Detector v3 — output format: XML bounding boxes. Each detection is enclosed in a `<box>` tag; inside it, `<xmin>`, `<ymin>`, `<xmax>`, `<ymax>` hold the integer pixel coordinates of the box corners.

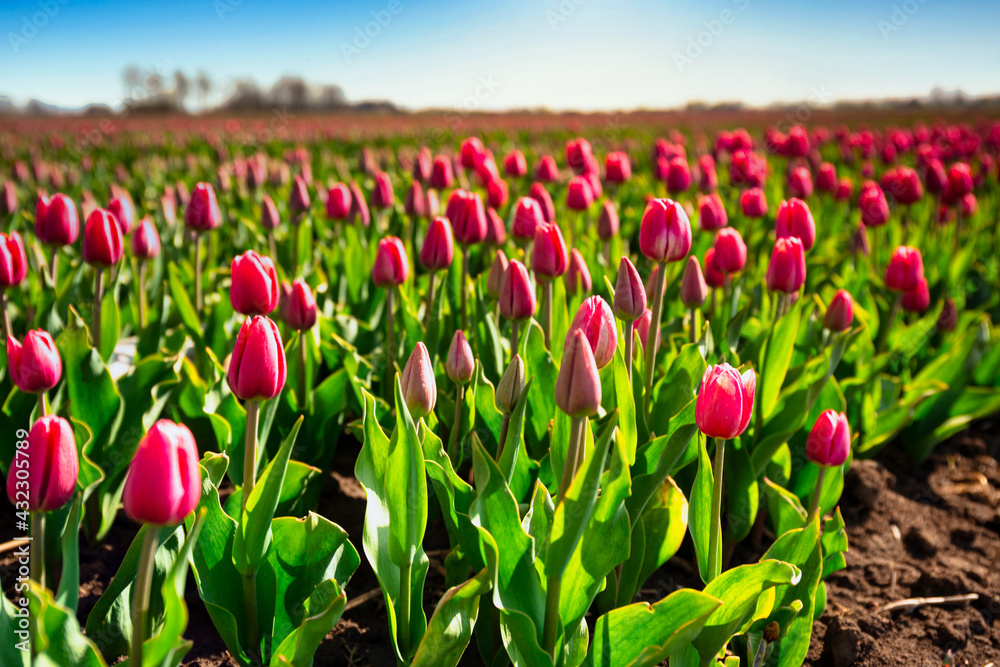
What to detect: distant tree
<box><xmin>271</xmin><ymin>77</ymin><xmax>311</xmax><ymax>110</ymax></box>
<box><xmin>144</xmin><ymin>70</ymin><xmax>164</xmax><ymax>100</ymax></box>
<box><xmin>225</xmin><ymin>78</ymin><xmax>265</xmax><ymax>111</ymax></box>
<box><xmin>123</xmin><ymin>65</ymin><xmax>141</xmax><ymax>102</ymax></box>
<box><xmin>174</xmin><ymin>71</ymin><xmax>190</xmax><ymax>110</ymax></box>
<box><xmin>197</xmin><ymin>71</ymin><xmax>212</xmax><ymax>110</ymax></box>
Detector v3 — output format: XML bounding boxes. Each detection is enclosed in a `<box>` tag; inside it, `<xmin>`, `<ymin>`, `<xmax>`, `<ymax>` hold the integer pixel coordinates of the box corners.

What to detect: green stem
<box><xmin>510</xmin><ymin>319</ymin><xmax>520</xmax><ymax>361</ymax></box>
<box><xmin>424</xmin><ymin>272</ymin><xmax>437</xmax><ymax>330</ymax></box>
<box><xmin>293</xmin><ymin>218</ymin><xmax>301</xmax><ymax>274</ymax></box>
<box><xmin>558</xmin><ymin>416</ymin><xmax>586</xmax><ymax>505</ymax></box>
<box><xmin>129</xmin><ymin>525</ymin><xmax>159</xmax><ymax>667</ymax></box>
<box><xmin>50</xmin><ymin>251</ymin><xmax>59</xmax><ymax>287</ymax></box>
<box><xmin>242</xmin><ymin>400</ymin><xmax>260</xmax><ymax>653</ymax></box>
<box><xmin>809</xmin><ymin>466</ymin><xmax>827</xmax><ymax>520</ymax></box>
<box><xmin>30</xmin><ymin>512</ymin><xmax>44</xmax><ymax>591</ymax></box>
<box><xmin>37</xmin><ymin>393</ymin><xmax>47</xmax><ymax>418</ymax></box>
<box><xmin>1</xmin><ymin>290</ymin><xmax>10</xmax><ymax>341</ymax></box>
<box><xmin>542</xmin><ymin>574</ymin><xmax>562</xmax><ymax>661</ymax></box>
<box><xmin>398</xmin><ymin>561</ymin><xmax>412</xmax><ymax>665</ymax></box>
<box><xmin>496</xmin><ymin>412</ymin><xmax>511</xmax><ymax>461</ymax></box>
<box><xmin>448</xmin><ymin>384</ymin><xmax>465</xmax><ymax>464</ymax></box>
<box><xmin>624</xmin><ymin>320</ymin><xmax>634</xmax><ymax>381</ymax></box>
<box><xmin>268</xmin><ymin>231</ymin><xmax>277</xmax><ymax>264</ymax></box>
<box><xmin>689</xmin><ymin>306</ymin><xmax>698</xmax><ymax>343</ymax></box>
<box><xmin>299</xmin><ymin>331</ymin><xmax>308</xmax><ymax>412</ymax></box>
<box><xmin>874</xmin><ymin>293</ymin><xmax>903</xmax><ymax>356</ymax></box>
<box><xmin>707</xmin><ymin>436</ymin><xmax>725</xmax><ymax>582</ymax></box>
<box><xmin>92</xmin><ymin>269</ymin><xmax>104</xmax><ymax>352</ymax></box>
<box><xmin>542</xmin><ymin>279</ymin><xmax>553</xmax><ymax>349</ymax></box>
<box><xmin>194</xmin><ymin>234</ymin><xmax>203</xmax><ymax>311</ymax></box>
<box><xmin>754</xmin><ymin>296</ymin><xmax>782</xmax><ymax>445</ymax></box>
<box><xmin>642</xmin><ymin>262</ymin><xmax>667</xmax><ymax>421</ymax></box>
<box><xmin>386</xmin><ymin>287</ymin><xmax>396</xmax><ymax>391</ymax></box>
<box><xmin>461</xmin><ymin>248</ymin><xmax>469</xmax><ymax>330</ymax></box>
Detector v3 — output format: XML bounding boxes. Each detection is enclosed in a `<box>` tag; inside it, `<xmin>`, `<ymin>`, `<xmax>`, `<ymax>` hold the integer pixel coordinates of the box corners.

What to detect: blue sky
<box><xmin>1</xmin><ymin>0</ymin><xmax>997</xmax><ymax>111</ymax></box>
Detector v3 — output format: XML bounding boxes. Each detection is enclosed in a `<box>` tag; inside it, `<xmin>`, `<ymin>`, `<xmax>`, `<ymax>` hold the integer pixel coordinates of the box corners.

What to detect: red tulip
<box><xmin>6</xmin><ymin>415</ymin><xmax>77</xmax><ymax>513</ymax></box>
<box><xmin>35</xmin><ymin>193</ymin><xmax>79</xmax><ymax>245</ymax></box>
<box><xmin>835</xmin><ymin>177</ymin><xmax>854</xmax><ymax>202</ymax></box>
<box><xmin>420</xmin><ymin>216</ymin><xmax>454</xmax><ymax>272</ymax></box>
<box><xmin>289</xmin><ymin>174</ymin><xmax>311</xmax><ymax>214</ymax></box>
<box><xmin>713</xmin><ymin>228</ymin><xmax>747</xmax><ymax>274</ymax></box>
<box><xmin>499</xmin><ymin>259</ymin><xmax>535</xmax><ymax>322</ymax></box>
<box><xmin>823</xmin><ymin>289</ymin><xmax>854</xmax><ymax>331</ymax></box>
<box><xmin>7</xmin><ymin>330</ymin><xmax>62</xmax><ymax>394</ymax></box>
<box><xmin>446</xmin><ymin>330</ymin><xmax>475</xmax><ymax>385</ymax></box>
<box><xmin>260</xmin><ymin>194</ymin><xmax>280</xmax><ymax>230</ymax></box>
<box><xmin>412</xmin><ymin>148</ymin><xmax>432</xmax><ymax>182</ymax></box>
<box><xmin>664</xmin><ymin>156</ymin><xmax>691</xmax><ymax>195</ymax></box>
<box><xmin>285</xmin><ymin>278</ymin><xmax>317</xmax><ymax>331</ymax></box>
<box><xmin>512</xmin><ymin>197</ymin><xmax>543</xmax><ymax>241</ymax></box>
<box><xmin>680</xmin><ymin>255</ymin><xmax>708</xmax><ymax>308</ymax></box>
<box><xmin>901</xmin><ymin>276</ymin><xmax>930</xmax><ymax>313</ymax></box>
<box><xmin>784</xmin><ymin>126</ymin><xmax>810</xmax><ymax>157</ymax></box>
<box><xmin>739</xmin><ymin>187</ymin><xmax>767</xmax><ymax>219</ymax></box>
<box><xmin>82</xmin><ymin>208</ymin><xmax>125</xmax><ymax>267</ymax></box>
<box><xmin>816</xmin><ymin>162</ymin><xmax>837</xmax><ymax>193</ymax></box>
<box><xmin>698</xmin><ymin>193</ymin><xmax>728</xmax><ymax>231</ymax></box>
<box><xmin>535</xmin><ymin>156</ymin><xmax>559</xmax><ymax>182</ymax></box>
<box><xmin>326</xmin><ymin>183</ymin><xmax>352</xmax><ymax>220</ymax></box>
<box><xmin>959</xmin><ymin>192</ymin><xmax>977</xmax><ymax>217</ymax></box>
<box><xmin>529</xmin><ymin>182</ymin><xmax>555</xmax><ymax>223</ymax></box>
<box><xmin>460</xmin><ymin>137</ymin><xmax>485</xmax><ymax>170</ymax></box>
<box><xmin>452</xmin><ymin>191</ymin><xmax>487</xmax><ymax>245</ymax></box>
<box><xmin>400</xmin><ymin>341</ymin><xmax>436</xmax><ymax>418</ymax></box>
<box><xmin>504</xmin><ymin>150</ymin><xmax>527</xmax><ymax>178</ymax></box>
<box><xmin>698</xmin><ymin>154</ymin><xmax>717</xmax><ymax>193</ymax></box>
<box><xmin>556</xmin><ymin>330</ymin><xmax>602</xmax><ymax>417</ymax></box>
<box><xmin>891</xmin><ymin>166</ymin><xmax>923</xmax><ymax>205</ymax></box>
<box><xmin>532</xmin><ymin>221</ymin><xmax>569</xmax><ymax>279</ymax></box>
<box><xmin>766</xmin><ymin>237</ymin><xmax>806</xmax><ymax>293</ymax></box>
<box><xmin>108</xmin><ymin>197</ymin><xmax>135</xmax><ymax>235</ymax></box>
<box><xmin>349</xmin><ymin>181</ymin><xmax>370</xmax><ymax>226</ymax></box>
<box><xmin>858</xmin><ymin>181</ymin><xmax>889</xmax><ymax>227</ymax></box>
<box><xmin>639</xmin><ymin>198</ymin><xmax>691</xmax><ymax>263</ymax></box>
<box><xmin>373</xmin><ymin>236</ymin><xmax>409</xmax><ymax>287</ymax></box>
<box><xmin>946</xmin><ymin>162</ymin><xmax>973</xmax><ymax>198</ymax></box>
<box><xmin>185</xmin><ymin>182</ymin><xmax>221</xmax><ymax>231</ymax></box>
<box><xmin>1</xmin><ymin>181</ymin><xmax>16</xmax><ymax>215</ymax></box>
<box><xmin>696</xmin><ymin>363</ymin><xmax>756</xmax><ymax>439</ymax></box>
<box><xmin>486</xmin><ymin>177</ymin><xmax>509</xmax><ymax>210</ymax></box>
<box><xmin>786</xmin><ymin>166</ymin><xmax>814</xmax><ymax>199</ymax></box>
<box><xmin>566</xmin><ymin>296</ymin><xmax>616</xmax><ymax>368</ymax></box>
<box><xmin>487</xmin><ymin>250</ymin><xmax>509</xmax><ymax>298</ymax></box>
<box><xmin>228</xmin><ymin>315</ymin><xmax>286</xmax><ymax>401</ymax></box>
<box><xmin>937</xmin><ymin>298</ymin><xmax>958</xmax><ymax>332</ymax></box>
<box><xmin>633</xmin><ymin>308</ymin><xmax>659</xmax><ymax>351</ymax></box>
<box><xmin>431</xmin><ymin>155</ymin><xmax>454</xmax><ymax>190</ymax></box>
<box><xmin>614</xmin><ymin>257</ymin><xmax>646</xmax><ymax>321</ymax></box>
<box><xmin>130</xmin><ymin>218</ymin><xmax>160</xmax><ymax>260</ymax></box>
<box><xmin>230</xmin><ymin>250</ymin><xmax>279</xmax><ymax>315</ymax></box>
<box><xmin>775</xmin><ymin>198</ymin><xmax>816</xmax><ymax>251</ymax></box>
<box><xmin>805</xmin><ymin>410</ymin><xmax>850</xmax><ymax>467</ymax></box>
<box><xmin>0</xmin><ymin>231</ymin><xmax>28</xmax><ymax>287</ymax></box>
<box><xmin>605</xmin><ymin>152</ymin><xmax>632</xmax><ymax>183</ymax></box>
<box><xmin>371</xmin><ymin>171</ymin><xmax>394</xmax><ymax>209</ymax></box>
<box><xmin>565</xmin><ymin>249</ymin><xmax>592</xmax><ymax>295</ymax></box>
<box><xmin>885</xmin><ymin>245</ymin><xmax>923</xmax><ymax>292</ymax></box>
<box><xmin>703</xmin><ymin>248</ymin><xmax>725</xmax><ymax>288</ymax></box>
<box><xmin>122</xmin><ymin>420</ymin><xmax>201</xmax><ymax>525</ymax></box>
<box><xmin>566</xmin><ymin>175</ymin><xmax>594</xmax><ymax>211</ymax></box>
<box><xmin>923</xmin><ymin>159</ymin><xmax>947</xmax><ymax>194</ymax></box>
<box><xmin>485</xmin><ymin>207</ymin><xmax>506</xmax><ymax>246</ymax></box>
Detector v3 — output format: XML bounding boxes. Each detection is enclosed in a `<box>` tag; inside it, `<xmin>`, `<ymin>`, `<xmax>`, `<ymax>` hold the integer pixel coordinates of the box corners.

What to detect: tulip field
<box><xmin>1</xmin><ymin>112</ymin><xmax>999</xmax><ymax>667</ymax></box>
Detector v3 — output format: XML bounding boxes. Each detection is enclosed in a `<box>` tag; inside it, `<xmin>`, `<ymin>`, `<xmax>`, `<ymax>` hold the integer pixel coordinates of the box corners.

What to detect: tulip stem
<box><xmin>875</xmin><ymin>293</ymin><xmax>903</xmax><ymax>356</ymax></box>
<box><xmin>424</xmin><ymin>272</ymin><xmax>437</xmax><ymax>330</ymax></box>
<box><xmin>448</xmin><ymin>383</ymin><xmax>465</xmax><ymax>465</ymax></box>
<box><xmin>1</xmin><ymin>290</ymin><xmax>10</xmax><ymax>341</ymax></box>
<box><xmin>510</xmin><ymin>320</ymin><xmax>520</xmax><ymax>360</ymax></box>
<box><xmin>92</xmin><ymin>269</ymin><xmax>104</xmax><ymax>353</ymax></box>
<box><xmin>954</xmin><ymin>209</ymin><xmax>963</xmax><ymax>253</ymax></box>
<box><xmin>194</xmin><ymin>234</ymin><xmax>203</xmax><ymax>311</ymax></box>
<box><xmin>299</xmin><ymin>331</ymin><xmax>308</xmax><ymax>412</ymax></box>
<box><xmin>689</xmin><ymin>307</ymin><xmax>698</xmax><ymax>343</ymax></box>
<box><xmin>386</xmin><ymin>288</ymin><xmax>396</xmax><ymax>389</ymax></box>
<box><xmin>542</xmin><ymin>574</ymin><xmax>562</xmax><ymax>661</ymax></box>
<box><xmin>496</xmin><ymin>412</ymin><xmax>512</xmax><ymax>461</ymax></box>
<box><xmin>50</xmin><ymin>251</ymin><xmax>59</xmax><ymax>287</ymax></box>
<box><xmin>30</xmin><ymin>512</ymin><xmax>44</xmax><ymax>591</ymax></box>
<box><xmin>707</xmin><ymin>436</ymin><xmax>725</xmax><ymax>582</ymax></box>
<box><xmin>242</xmin><ymin>400</ymin><xmax>261</xmax><ymax>654</ymax></box>
<box><xmin>558</xmin><ymin>416</ymin><xmax>586</xmax><ymax>505</ymax></box>
<box><xmin>809</xmin><ymin>467</ymin><xmax>827</xmax><ymax>520</ymax></box>
<box><xmin>754</xmin><ymin>298</ymin><xmax>783</xmax><ymax>445</ymax></box>
<box><xmin>138</xmin><ymin>261</ymin><xmax>148</xmax><ymax>329</ymax></box>
<box><xmin>624</xmin><ymin>321</ymin><xmax>634</xmax><ymax>381</ymax></box>
<box><xmin>460</xmin><ymin>249</ymin><xmax>470</xmax><ymax>330</ymax></box>
<box><xmin>398</xmin><ymin>561</ymin><xmax>412</xmax><ymax>665</ymax></box>
<box><xmin>268</xmin><ymin>231</ymin><xmax>277</xmax><ymax>263</ymax></box>
<box><xmin>642</xmin><ymin>262</ymin><xmax>667</xmax><ymax>422</ymax></box>
<box><xmin>542</xmin><ymin>279</ymin><xmax>553</xmax><ymax>349</ymax></box>
<box><xmin>37</xmin><ymin>393</ymin><xmax>47</xmax><ymax>418</ymax></box>
<box><xmin>129</xmin><ymin>525</ymin><xmax>159</xmax><ymax>667</ymax></box>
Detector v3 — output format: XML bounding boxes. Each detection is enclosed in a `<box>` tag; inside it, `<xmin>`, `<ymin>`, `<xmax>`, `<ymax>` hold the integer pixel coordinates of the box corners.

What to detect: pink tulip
<box><xmin>823</xmin><ymin>289</ymin><xmax>854</xmax><ymax>331</ymax></box>
<box><xmin>35</xmin><ymin>193</ymin><xmax>79</xmax><ymax>245</ymax></box>
<box><xmin>696</xmin><ymin>363</ymin><xmax>756</xmax><ymax>439</ymax></box>
<box><xmin>326</xmin><ymin>183</ymin><xmax>352</xmax><ymax>220</ymax></box>
<box><xmin>185</xmin><ymin>182</ymin><xmax>221</xmax><ymax>231</ymax></box>
<box><xmin>614</xmin><ymin>257</ymin><xmax>646</xmax><ymax>322</ymax></box>
<box><xmin>639</xmin><ymin>198</ymin><xmax>691</xmax><ymax>263</ymax></box>
<box><xmin>420</xmin><ymin>217</ymin><xmax>454</xmax><ymax>272</ymax></box>
<box><xmin>885</xmin><ymin>246</ymin><xmax>924</xmax><ymax>292</ymax></box>
<box><xmin>766</xmin><ymin>237</ymin><xmax>806</xmax><ymax>293</ymax></box>
<box><xmin>532</xmin><ymin>221</ymin><xmax>569</xmax><ymax>279</ymax></box>
<box><xmin>228</xmin><ymin>315</ymin><xmax>286</xmax><ymax>402</ymax></box>
<box><xmin>446</xmin><ymin>330</ymin><xmax>475</xmax><ymax>385</ymax></box>
<box><xmin>0</xmin><ymin>231</ymin><xmax>28</xmax><ymax>288</ymax></box>
<box><xmin>680</xmin><ymin>255</ymin><xmax>708</xmax><ymax>308</ymax></box>
<box><xmin>82</xmin><ymin>208</ymin><xmax>125</xmax><ymax>267</ymax></box>
<box><xmin>713</xmin><ymin>228</ymin><xmax>746</xmax><ymax>274</ymax></box>
<box><xmin>565</xmin><ymin>249</ymin><xmax>592</xmax><ymax>295</ymax></box>
<box><xmin>400</xmin><ymin>341</ymin><xmax>436</xmax><ymax>418</ymax></box>
<box><xmin>805</xmin><ymin>410</ymin><xmax>850</xmax><ymax>467</ymax></box>
<box><xmin>285</xmin><ymin>278</ymin><xmax>317</xmax><ymax>331</ymax></box>
<box><xmin>512</xmin><ymin>197</ymin><xmax>544</xmax><ymax>241</ymax></box>
<box><xmin>566</xmin><ymin>296</ymin><xmax>616</xmax><ymax>368</ymax></box>
<box><xmin>556</xmin><ymin>330</ymin><xmax>602</xmax><ymax>417</ymax></box>
<box><xmin>130</xmin><ymin>218</ymin><xmax>160</xmax><ymax>260</ymax></box>
<box><xmin>698</xmin><ymin>193</ymin><xmax>728</xmax><ymax>231</ymax></box>
<box><xmin>122</xmin><ymin>420</ymin><xmax>201</xmax><ymax>525</ymax></box>
<box><xmin>6</xmin><ymin>415</ymin><xmax>77</xmax><ymax>513</ymax></box>
<box><xmin>597</xmin><ymin>200</ymin><xmax>619</xmax><ymax>240</ymax></box>
<box><xmin>499</xmin><ymin>259</ymin><xmax>535</xmax><ymax>322</ymax></box>
<box><xmin>373</xmin><ymin>236</ymin><xmax>409</xmax><ymax>287</ymax></box>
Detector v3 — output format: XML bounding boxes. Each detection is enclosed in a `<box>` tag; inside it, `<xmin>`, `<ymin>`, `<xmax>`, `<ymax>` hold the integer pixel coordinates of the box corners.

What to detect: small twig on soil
<box><xmin>343</xmin><ymin>587</ymin><xmax>384</xmax><ymax>612</ymax></box>
<box><xmin>0</xmin><ymin>539</ymin><xmax>29</xmax><ymax>555</ymax></box>
<box><xmin>877</xmin><ymin>593</ymin><xmax>978</xmax><ymax>613</ymax></box>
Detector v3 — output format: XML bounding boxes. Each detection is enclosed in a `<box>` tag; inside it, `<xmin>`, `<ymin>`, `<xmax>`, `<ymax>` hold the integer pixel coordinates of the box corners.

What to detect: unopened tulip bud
<box><xmin>485</xmin><ymin>207</ymin><xmax>506</xmax><ymax>245</ymax></box>
<box><xmin>766</xmin><ymin>237</ymin><xmax>806</xmax><ymax>293</ymax></box>
<box><xmin>289</xmin><ymin>174</ymin><xmax>311</xmax><ymax>215</ymax></box>
<box><xmin>1</xmin><ymin>181</ymin><xmax>16</xmax><ymax>215</ymax></box>
<box><xmin>556</xmin><ymin>330</ymin><xmax>602</xmax><ymax>417</ymax></box>
<box><xmin>835</xmin><ymin>177</ymin><xmax>854</xmax><ymax>202</ymax></box>
<box><xmin>885</xmin><ymin>246</ymin><xmax>923</xmax><ymax>292</ymax></box>
<box><xmin>566</xmin><ymin>175</ymin><xmax>594</xmax><ymax>211</ymax></box>
<box><xmin>326</xmin><ymin>183</ymin><xmax>352</xmax><ymax>220</ymax></box>
<box><xmin>228</xmin><ymin>315</ymin><xmax>286</xmax><ymax>402</ymax></box>
<box><xmin>130</xmin><ymin>218</ymin><xmax>160</xmax><ymax>260</ymax></box>
<box><xmin>487</xmin><ymin>177</ymin><xmax>508</xmax><ymax>210</ymax></box>
<box><xmin>261</xmin><ymin>194</ymin><xmax>280</xmax><ymax>230</ymax></box>
<box><xmin>7</xmin><ymin>330</ymin><xmax>61</xmax><ymax>394</ymax></box>
<box><xmin>947</xmin><ymin>163</ymin><xmax>973</xmax><ymax>198</ymax></box>
<box><xmin>565</xmin><ymin>249</ymin><xmax>592</xmax><ymax>295</ymax></box>
<box><xmin>901</xmin><ymin>276</ymin><xmax>930</xmax><ymax>313</ymax></box>
<box><xmin>566</xmin><ymin>296</ymin><xmax>616</xmax><ymax>368</ymax></box>
<box><xmin>373</xmin><ymin>236</ymin><xmax>409</xmax><ymax>287</ymax></box>
<box><xmin>665</xmin><ymin>156</ymin><xmax>692</xmax><ymax>194</ymax></box>
<box><xmin>82</xmin><ymin>208</ymin><xmax>125</xmax><ymax>267</ymax></box>
<box><xmin>404</xmin><ymin>181</ymin><xmax>426</xmax><ymax>218</ymax></box>
<box><xmin>460</xmin><ymin>137</ymin><xmax>485</xmax><ymax>170</ymax></box>
<box><xmin>7</xmin><ymin>415</ymin><xmax>77</xmax><ymax>513</ymax></box>
<box><xmin>614</xmin><ymin>257</ymin><xmax>645</xmax><ymax>322</ymax></box>
<box><xmin>859</xmin><ymin>182</ymin><xmax>889</xmax><ymax>228</ymax></box>
<box><xmin>36</xmin><ymin>193</ymin><xmax>79</xmax><ymax>245</ymax></box>
<box><xmin>285</xmin><ymin>278</ymin><xmax>317</xmax><ymax>331</ymax></box>
<box><xmin>230</xmin><ymin>250</ymin><xmax>279</xmax><ymax>315</ymax></box>
<box><xmin>512</xmin><ymin>197</ymin><xmax>543</xmax><ymax>241</ymax></box>
<box><xmin>633</xmin><ymin>308</ymin><xmax>661</xmax><ymax>351</ymax></box>
<box><xmin>605</xmin><ymin>152</ymin><xmax>631</xmax><ymax>183</ymax></box>
<box><xmin>431</xmin><ymin>155</ymin><xmax>454</xmax><ymax>190</ymax></box>
<box><xmin>487</xmin><ymin>250</ymin><xmax>509</xmax><ymax>299</ymax></box>
<box><xmin>496</xmin><ymin>354</ymin><xmax>526</xmax><ymax>414</ymax></box>
<box><xmin>532</xmin><ymin>221</ymin><xmax>569</xmax><ymax>279</ymax></box>
<box><xmin>446</xmin><ymin>330</ymin><xmax>475</xmax><ymax>385</ymax></box>
<box><xmin>639</xmin><ymin>198</ymin><xmax>692</xmax><ymax>263</ymax></box>
<box><xmin>823</xmin><ymin>289</ymin><xmax>854</xmax><ymax>331</ymax></box>
<box><xmin>786</xmin><ymin>166</ymin><xmax>814</xmax><ymax>199</ymax></box>
<box><xmin>680</xmin><ymin>255</ymin><xmax>708</xmax><ymax>308</ymax></box>
<box><xmin>740</xmin><ymin>187</ymin><xmax>767</xmax><ymax>219</ymax></box>
<box><xmin>0</xmin><ymin>231</ymin><xmax>28</xmax><ymax>288</ymax></box>
<box><xmin>937</xmin><ymin>298</ymin><xmax>958</xmax><ymax>332</ymax></box>
<box><xmin>698</xmin><ymin>194</ymin><xmax>728</xmax><ymax>231</ymax></box>
<box><xmin>535</xmin><ymin>155</ymin><xmax>559</xmax><ymax>182</ymax></box>
<box><xmin>597</xmin><ymin>200</ymin><xmax>619</xmax><ymax>240</ymax></box>
<box><xmin>371</xmin><ymin>172</ymin><xmax>394</xmax><ymax>209</ymax></box>
<box><xmin>775</xmin><ymin>198</ymin><xmax>816</xmax><ymax>251</ymax></box>
<box><xmin>500</xmin><ymin>259</ymin><xmax>536</xmax><ymax>322</ymax></box>
<box><xmin>122</xmin><ymin>420</ymin><xmax>201</xmax><ymax>525</ymax></box>
<box><xmin>713</xmin><ymin>228</ymin><xmax>747</xmax><ymax>274</ymax></box>
<box><xmin>108</xmin><ymin>197</ymin><xmax>135</xmax><ymax>235</ymax></box>
<box><xmin>805</xmin><ymin>410</ymin><xmax>850</xmax><ymax>467</ymax></box>
<box><xmin>851</xmin><ymin>222</ymin><xmax>870</xmax><ymax>256</ymax></box>
<box><xmin>185</xmin><ymin>182</ymin><xmax>221</xmax><ymax>231</ymax></box>
<box><xmin>696</xmin><ymin>363</ymin><xmax>756</xmax><ymax>439</ymax></box>
<box><xmin>420</xmin><ymin>217</ymin><xmax>454</xmax><ymax>272</ymax></box>
<box><xmin>400</xmin><ymin>342</ymin><xmax>436</xmax><ymax>418</ymax></box>
<box><xmin>959</xmin><ymin>192</ymin><xmax>977</xmax><ymax>217</ymax></box>
<box><xmin>816</xmin><ymin>163</ymin><xmax>837</xmax><ymax>193</ymax></box>
<box><xmin>453</xmin><ymin>192</ymin><xmax>488</xmax><ymax>245</ymax></box>
<box><xmin>529</xmin><ymin>182</ymin><xmax>555</xmax><ymax>222</ymax></box>
<box><xmin>504</xmin><ymin>150</ymin><xmax>527</xmax><ymax>178</ymax></box>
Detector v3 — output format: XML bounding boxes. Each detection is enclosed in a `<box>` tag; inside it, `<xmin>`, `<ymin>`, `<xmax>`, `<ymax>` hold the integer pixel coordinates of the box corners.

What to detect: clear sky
<box><xmin>1</xmin><ymin>0</ymin><xmax>998</xmax><ymax>111</ymax></box>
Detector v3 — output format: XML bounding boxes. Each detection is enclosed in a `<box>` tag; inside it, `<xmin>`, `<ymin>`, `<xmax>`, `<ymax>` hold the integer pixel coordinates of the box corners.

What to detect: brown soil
<box><xmin>3</xmin><ymin>422</ymin><xmax>998</xmax><ymax>667</ymax></box>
